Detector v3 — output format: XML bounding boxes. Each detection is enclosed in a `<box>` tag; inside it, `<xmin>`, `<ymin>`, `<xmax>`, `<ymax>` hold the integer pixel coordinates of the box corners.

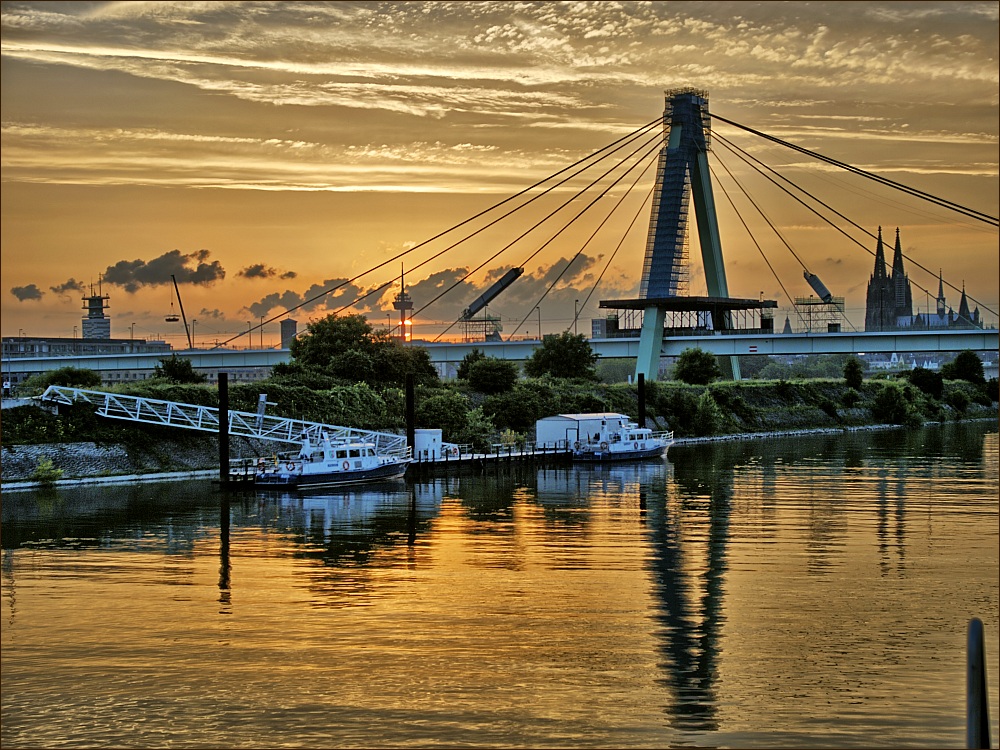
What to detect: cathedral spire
<box><xmin>891</xmin><ymin>227</ymin><xmax>905</xmax><ymax>277</ymax></box>
<box><xmin>958</xmin><ymin>282</ymin><xmax>972</xmax><ymax>322</ymax></box>
<box><xmin>872</xmin><ymin>226</ymin><xmax>887</xmax><ymax>279</ymax></box>
<box><xmin>936</xmin><ymin>269</ymin><xmax>946</xmax><ymax>317</ymax></box>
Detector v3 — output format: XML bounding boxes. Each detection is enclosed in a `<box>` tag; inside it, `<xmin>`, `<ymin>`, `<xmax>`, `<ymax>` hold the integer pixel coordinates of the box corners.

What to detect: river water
<box><xmin>2</xmin><ymin>422</ymin><xmax>998</xmax><ymax>748</ymax></box>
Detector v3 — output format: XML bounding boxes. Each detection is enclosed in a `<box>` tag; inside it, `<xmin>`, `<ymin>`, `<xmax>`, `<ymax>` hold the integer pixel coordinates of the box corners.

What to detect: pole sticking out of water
<box><xmin>405</xmin><ymin>373</ymin><xmax>415</xmax><ymax>457</ymax></box>
<box><xmin>638</xmin><ymin>373</ymin><xmax>646</xmax><ymax>428</ymax></box>
<box><xmin>967</xmin><ymin>617</ymin><xmax>991</xmax><ymax>749</ymax></box>
<box><xmin>218</xmin><ymin>372</ymin><xmax>230</xmax><ymax>489</ymax></box>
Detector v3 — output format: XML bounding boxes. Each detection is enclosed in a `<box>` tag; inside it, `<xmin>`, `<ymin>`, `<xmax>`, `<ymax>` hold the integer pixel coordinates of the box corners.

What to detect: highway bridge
<box><xmin>3</xmin><ymin>328</ymin><xmax>996</xmax><ymax>383</ymax></box>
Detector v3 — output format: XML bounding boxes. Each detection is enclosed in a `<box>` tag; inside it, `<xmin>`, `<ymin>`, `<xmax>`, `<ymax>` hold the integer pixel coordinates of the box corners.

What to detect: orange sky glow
<box><xmin>2</xmin><ymin>1</ymin><xmax>997</xmax><ymax>347</ymax></box>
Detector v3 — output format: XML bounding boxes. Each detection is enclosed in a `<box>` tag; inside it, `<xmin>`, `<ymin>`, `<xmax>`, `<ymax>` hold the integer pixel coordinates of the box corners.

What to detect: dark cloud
<box><xmin>245</xmin><ymin>278</ymin><xmax>368</xmax><ymax>319</ymax></box>
<box><xmin>49</xmin><ymin>278</ymin><xmax>86</xmax><ymax>295</ymax></box>
<box><xmin>10</xmin><ymin>284</ymin><xmax>43</xmax><ymax>301</ymax></box>
<box><xmin>102</xmin><ymin>249</ymin><xmax>225</xmax><ymax>293</ymax></box>
<box><xmin>237</xmin><ymin>263</ymin><xmax>298</xmax><ymax>280</ymax></box>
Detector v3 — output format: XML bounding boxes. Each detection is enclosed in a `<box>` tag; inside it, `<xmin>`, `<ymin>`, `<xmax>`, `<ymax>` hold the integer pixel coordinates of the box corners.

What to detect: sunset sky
<box><xmin>2</xmin><ymin>0</ymin><xmax>997</xmax><ymax>347</ymax></box>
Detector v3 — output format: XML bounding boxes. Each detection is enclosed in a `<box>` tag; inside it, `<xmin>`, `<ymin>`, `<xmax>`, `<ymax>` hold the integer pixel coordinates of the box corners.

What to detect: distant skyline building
<box><xmin>865</xmin><ymin>226</ymin><xmax>981</xmax><ymax>331</ymax></box>
<box><xmin>81</xmin><ymin>283</ymin><xmax>111</xmax><ymax>339</ymax></box>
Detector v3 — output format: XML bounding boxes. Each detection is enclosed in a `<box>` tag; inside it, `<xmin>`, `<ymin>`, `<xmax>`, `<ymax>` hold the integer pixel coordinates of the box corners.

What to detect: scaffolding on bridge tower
<box><xmin>607</xmin><ymin>88</ymin><xmax>754</xmax><ymax>381</ymax></box>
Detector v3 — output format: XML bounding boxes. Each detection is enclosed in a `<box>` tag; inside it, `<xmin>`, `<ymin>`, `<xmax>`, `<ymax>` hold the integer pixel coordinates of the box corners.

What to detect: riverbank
<box><xmin>5</xmin><ymin>419</ymin><xmax>996</xmax><ymax>492</ymax></box>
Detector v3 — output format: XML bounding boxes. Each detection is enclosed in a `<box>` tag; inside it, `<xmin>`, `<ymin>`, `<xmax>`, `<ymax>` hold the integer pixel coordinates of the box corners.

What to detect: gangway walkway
<box><xmin>36</xmin><ymin>386</ymin><xmax>409</xmax><ymax>456</ymax></box>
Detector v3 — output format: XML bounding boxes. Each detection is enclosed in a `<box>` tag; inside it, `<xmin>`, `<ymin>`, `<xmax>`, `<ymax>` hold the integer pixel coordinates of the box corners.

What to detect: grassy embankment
<box><xmin>2</xmin><ymin>374</ymin><xmax>995</xmax><ymax>479</ymax></box>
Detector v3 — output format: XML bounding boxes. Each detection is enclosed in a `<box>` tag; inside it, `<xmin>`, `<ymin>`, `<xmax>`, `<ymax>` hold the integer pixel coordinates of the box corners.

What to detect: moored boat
<box><xmin>535</xmin><ymin>412</ymin><xmax>672</xmax><ymax>463</ymax></box>
<box><xmin>255</xmin><ymin>431</ymin><xmax>410</xmax><ymax>489</ymax></box>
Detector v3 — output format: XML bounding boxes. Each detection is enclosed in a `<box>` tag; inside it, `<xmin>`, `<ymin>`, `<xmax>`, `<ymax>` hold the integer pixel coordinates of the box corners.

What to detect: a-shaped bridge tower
<box><xmin>631</xmin><ymin>88</ymin><xmax>740</xmax><ymax>380</ymax></box>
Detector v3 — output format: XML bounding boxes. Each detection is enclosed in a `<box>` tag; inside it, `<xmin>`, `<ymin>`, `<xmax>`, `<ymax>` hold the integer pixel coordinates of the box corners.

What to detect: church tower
<box><xmin>865</xmin><ymin>227</ymin><xmax>893</xmax><ymax>331</ymax></box>
<box><xmin>890</xmin><ymin>227</ymin><xmax>913</xmax><ymax>321</ymax></box>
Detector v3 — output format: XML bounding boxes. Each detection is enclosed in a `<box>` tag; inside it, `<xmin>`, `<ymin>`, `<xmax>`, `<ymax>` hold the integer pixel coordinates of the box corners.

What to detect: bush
<box><xmin>674</xmin><ymin>348</ymin><xmax>722</xmax><ymax>385</ymax></box>
<box><xmin>843</xmin><ymin>357</ymin><xmax>864</xmax><ymax>390</ymax></box>
<box><xmin>987</xmin><ymin>378</ymin><xmax>999</xmax><ymax>403</ymax></box>
<box><xmin>906</xmin><ymin>367</ymin><xmax>944</xmax><ymax>399</ymax></box>
<box><xmin>467</xmin><ymin>357</ymin><xmax>519</xmax><ymax>395</ymax></box>
<box><xmin>693</xmin><ymin>392</ymin><xmax>724</xmax><ymax>436</ymax></box>
<box><xmin>20</xmin><ymin>366</ymin><xmax>102</xmax><ymax>394</ymax></box>
<box><xmin>945</xmin><ymin>389</ymin><xmax>969</xmax><ymax>415</ymax></box>
<box><xmin>941</xmin><ymin>351</ymin><xmax>985</xmax><ymax>384</ymax></box>
<box><xmin>841</xmin><ymin>388</ymin><xmax>861</xmax><ymax>408</ymax></box>
<box><xmin>523</xmin><ymin>332</ymin><xmax>598</xmax><ymax>380</ymax></box>
<box><xmin>872</xmin><ymin>382</ymin><xmax>921</xmax><ymax>427</ymax></box>
<box><xmin>31</xmin><ymin>458</ymin><xmax>63</xmax><ymax>486</ymax></box>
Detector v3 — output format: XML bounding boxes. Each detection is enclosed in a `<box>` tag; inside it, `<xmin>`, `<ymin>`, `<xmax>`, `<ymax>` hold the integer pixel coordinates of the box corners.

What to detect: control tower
<box><xmin>82</xmin><ymin>282</ymin><xmax>111</xmax><ymax>339</ymax></box>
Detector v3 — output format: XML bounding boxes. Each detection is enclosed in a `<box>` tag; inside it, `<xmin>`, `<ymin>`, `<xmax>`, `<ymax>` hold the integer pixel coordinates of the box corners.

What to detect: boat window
<box><xmin>335</xmin><ymin>449</ymin><xmax>347</xmax><ymax>460</ymax></box>
<box><xmin>367</xmin><ymin>448</ymin><xmax>376</xmax><ymax>456</ymax></box>
<box><xmin>349</xmin><ymin>448</ymin><xmax>361</xmax><ymax>458</ymax></box>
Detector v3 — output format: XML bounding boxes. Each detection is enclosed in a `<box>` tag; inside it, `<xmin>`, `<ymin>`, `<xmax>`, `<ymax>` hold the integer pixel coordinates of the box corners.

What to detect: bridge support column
<box><xmin>635</xmin><ymin>306</ymin><xmax>666</xmax><ymax>381</ymax></box>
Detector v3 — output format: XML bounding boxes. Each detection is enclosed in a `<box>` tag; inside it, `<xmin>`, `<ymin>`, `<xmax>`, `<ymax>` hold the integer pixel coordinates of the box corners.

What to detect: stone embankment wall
<box><xmin>1</xmin><ymin>440</ymin><xmax>217</xmax><ymax>482</ymax></box>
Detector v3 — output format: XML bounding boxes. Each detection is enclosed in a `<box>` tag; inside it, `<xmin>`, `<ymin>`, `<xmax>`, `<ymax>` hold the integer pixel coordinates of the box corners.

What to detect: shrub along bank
<box><xmin>2</xmin><ymin>374</ymin><xmax>995</xmax><ymax>482</ymax></box>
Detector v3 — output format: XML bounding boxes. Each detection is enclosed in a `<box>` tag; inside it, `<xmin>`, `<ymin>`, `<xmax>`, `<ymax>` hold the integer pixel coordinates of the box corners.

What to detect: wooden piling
<box><xmin>967</xmin><ymin>617</ymin><xmax>991</xmax><ymax>749</ymax></box>
<box><xmin>405</xmin><ymin>373</ymin><xmax>415</xmax><ymax>455</ymax></box>
<box><xmin>638</xmin><ymin>372</ymin><xmax>646</xmax><ymax>428</ymax></box>
<box><xmin>218</xmin><ymin>372</ymin><xmax>229</xmax><ymax>488</ymax></box>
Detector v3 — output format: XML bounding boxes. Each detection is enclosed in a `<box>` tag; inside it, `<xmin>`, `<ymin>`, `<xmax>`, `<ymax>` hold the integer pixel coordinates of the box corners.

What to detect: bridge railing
<box><xmin>35</xmin><ymin>386</ymin><xmax>408</xmax><ymax>455</ymax></box>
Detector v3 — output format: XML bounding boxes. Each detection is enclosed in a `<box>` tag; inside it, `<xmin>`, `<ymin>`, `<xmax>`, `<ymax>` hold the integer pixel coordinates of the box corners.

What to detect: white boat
<box><xmin>255</xmin><ymin>431</ymin><xmax>410</xmax><ymax>490</ymax></box>
<box><xmin>571</xmin><ymin>421</ymin><xmax>672</xmax><ymax>463</ymax></box>
<box><xmin>535</xmin><ymin>412</ymin><xmax>672</xmax><ymax>463</ymax></box>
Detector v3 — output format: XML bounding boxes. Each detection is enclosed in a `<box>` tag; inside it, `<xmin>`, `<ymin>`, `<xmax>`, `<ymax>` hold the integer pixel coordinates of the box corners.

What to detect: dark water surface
<box><xmin>2</xmin><ymin>422</ymin><xmax>998</xmax><ymax>748</ymax></box>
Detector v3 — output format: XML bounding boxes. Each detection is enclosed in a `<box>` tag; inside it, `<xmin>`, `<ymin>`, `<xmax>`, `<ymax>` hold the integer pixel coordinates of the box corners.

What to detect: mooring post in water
<box><xmin>218</xmin><ymin>372</ymin><xmax>230</xmax><ymax>488</ymax></box>
<box><xmin>405</xmin><ymin>373</ymin><xmax>415</xmax><ymax>457</ymax></box>
<box><xmin>638</xmin><ymin>373</ymin><xmax>646</xmax><ymax>428</ymax></box>
<box><xmin>967</xmin><ymin>617</ymin><xmax>991</xmax><ymax>749</ymax></box>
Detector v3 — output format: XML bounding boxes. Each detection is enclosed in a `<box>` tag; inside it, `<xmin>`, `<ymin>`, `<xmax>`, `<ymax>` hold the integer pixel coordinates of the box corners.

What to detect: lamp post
<box><xmin>260</xmin><ymin>316</ymin><xmax>265</xmax><ymax>349</ymax></box>
<box><xmin>537</xmin><ymin>307</ymin><xmax>541</xmax><ymax>340</ymax></box>
<box><xmin>574</xmin><ymin>300</ymin><xmax>579</xmax><ymax>335</ymax></box>
<box><xmin>248</xmin><ymin>321</ymin><xmax>252</xmax><ymax>350</ymax></box>
<box><xmin>191</xmin><ymin>319</ymin><xmax>197</xmax><ymax>349</ymax></box>
<box><xmin>130</xmin><ymin>322</ymin><xmax>136</xmax><ymax>341</ymax></box>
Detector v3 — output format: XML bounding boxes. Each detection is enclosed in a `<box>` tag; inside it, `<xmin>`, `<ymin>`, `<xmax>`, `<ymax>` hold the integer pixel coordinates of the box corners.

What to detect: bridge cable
<box><xmin>573</xmin><ymin>184</ymin><xmax>656</xmax><ymax>336</ymax></box>
<box><xmin>361</xmin><ymin>127</ymin><xmax>662</xmax><ymax>338</ymax></box>
<box><xmin>713</xmin><ymin>134</ymin><xmax>954</xmax><ymax>316</ymax></box>
<box><xmin>399</xmin><ymin>129</ymin><xmax>663</xmax><ymax>341</ymax></box>
<box><xmin>711</xmin><ymin>113</ymin><xmax>1000</xmax><ymax>227</ymax></box>
<box><xmin>334</xmin><ymin>125</ymin><xmax>663</xmax><ymax>337</ymax></box>
<box><xmin>713</xmin><ymin>133</ymin><xmax>997</xmax><ymax>319</ymax></box>
<box><xmin>214</xmin><ymin>117</ymin><xmax>662</xmax><ymax>349</ymax></box>
<box><xmin>709</xmin><ymin>162</ymin><xmax>812</xmax><ymax>330</ymax></box>
<box><xmin>284</xmin><ymin>121</ymin><xmax>663</xmax><ymax>339</ymax></box>
<box><xmin>505</xmin><ymin>147</ymin><xmax>660</xmax><ymax>340</ymax></box>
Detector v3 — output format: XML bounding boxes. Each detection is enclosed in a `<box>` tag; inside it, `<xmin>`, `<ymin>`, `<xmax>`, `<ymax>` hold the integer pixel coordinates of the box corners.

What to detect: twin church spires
<box><xmin>864</xmin><ymin>226</ymin><xmax>978</xmax><ymax>331</ymax></box>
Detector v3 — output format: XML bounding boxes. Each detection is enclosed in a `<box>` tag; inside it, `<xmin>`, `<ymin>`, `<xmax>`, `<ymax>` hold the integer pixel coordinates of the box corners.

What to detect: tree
<box><xmin>288</xmin><ymin>313</ymin><xmax>438</xmax><ymax>388</ymax></box>
<box><xmin>22</xmin><ymin>366</ymin><xmax>102</xmax><ymax>393</ymax></box>
<box><xmin>523</xmin><ymin>332</ymin><xmax>598</xmax><ymax>380</ymax></box>
<box><xmin>456</xmin><ymin>349</ymin><xmax>486</xmax><ymax>380</ymax></box>
<box><xmin>843</xmin><ymin>357</ymin><xmax>864</xmax><ymax>390</ymax></box>
<box><xmin>906</xmin><ymin>367</ymin><xmax>943</xmax><ymax>399</ymax></box>
<box><xmin>153</xmin><ymin>356</ymin><xmax>206</xmax><ymax>384</ymax></box>
<box><xmin>467</xmin><ymin>357</ymin><xmax>519</xmax><ymax>394</ymax></box>
<box><xmin>674</xmin><ymin>348</ymin><xmax>722</xmax><ymax>385</ymax></box>
<box><xmin>941</xmin><ymin>350</ymin><xmax>985</xmax><ymax>384</ymax></box>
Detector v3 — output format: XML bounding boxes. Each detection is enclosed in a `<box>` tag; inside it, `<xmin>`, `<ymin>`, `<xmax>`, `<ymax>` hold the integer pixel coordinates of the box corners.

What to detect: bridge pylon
<box><xmin>633</xmin><ymin>88</ymin><xmax>740</xmax><ymax>381</ymax></box>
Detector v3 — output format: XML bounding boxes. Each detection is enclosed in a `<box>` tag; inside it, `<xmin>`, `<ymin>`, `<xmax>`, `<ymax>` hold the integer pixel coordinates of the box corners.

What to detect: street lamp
<box><xmin>130</xmin><ymin>322</ymin><xmax>136</xmax><ymax>341</ymax></box>
<box><xmin>191</xmin><ymin>319</ymin><xmax>197</xmax><ymax>349</ymax></box>
<box><xmin>574</xmin><ymin>299</ymin><xmax>579</xmax><ymax>335</ymax></box>
<box><xmin>248</xmin><ymin>321</ymin><xmax>252</xmax><ymax>350</ymax></box>
<box><xmin>260</xmin><ymin>316</ymin><xmax>265</xmax><ymax>349</ymax></box>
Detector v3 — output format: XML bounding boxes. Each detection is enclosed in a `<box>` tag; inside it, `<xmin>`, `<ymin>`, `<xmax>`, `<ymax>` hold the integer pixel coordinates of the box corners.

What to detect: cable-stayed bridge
<box><xmin>5</xmin><ymin>89</ymin><xmax>997</xmax><ymax>383</ymax></box>
<box><xmin>215</xmin><ymin>88</ymin><xmax>995</xmax><ymax>379</ymax></box>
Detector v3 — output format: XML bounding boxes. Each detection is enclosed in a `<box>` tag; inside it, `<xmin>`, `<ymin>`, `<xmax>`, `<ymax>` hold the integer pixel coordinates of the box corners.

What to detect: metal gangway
<box><xmin>36</xmin><ymin>386</ymin><xmax>409</xmax><ymax>457</ymax></box>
